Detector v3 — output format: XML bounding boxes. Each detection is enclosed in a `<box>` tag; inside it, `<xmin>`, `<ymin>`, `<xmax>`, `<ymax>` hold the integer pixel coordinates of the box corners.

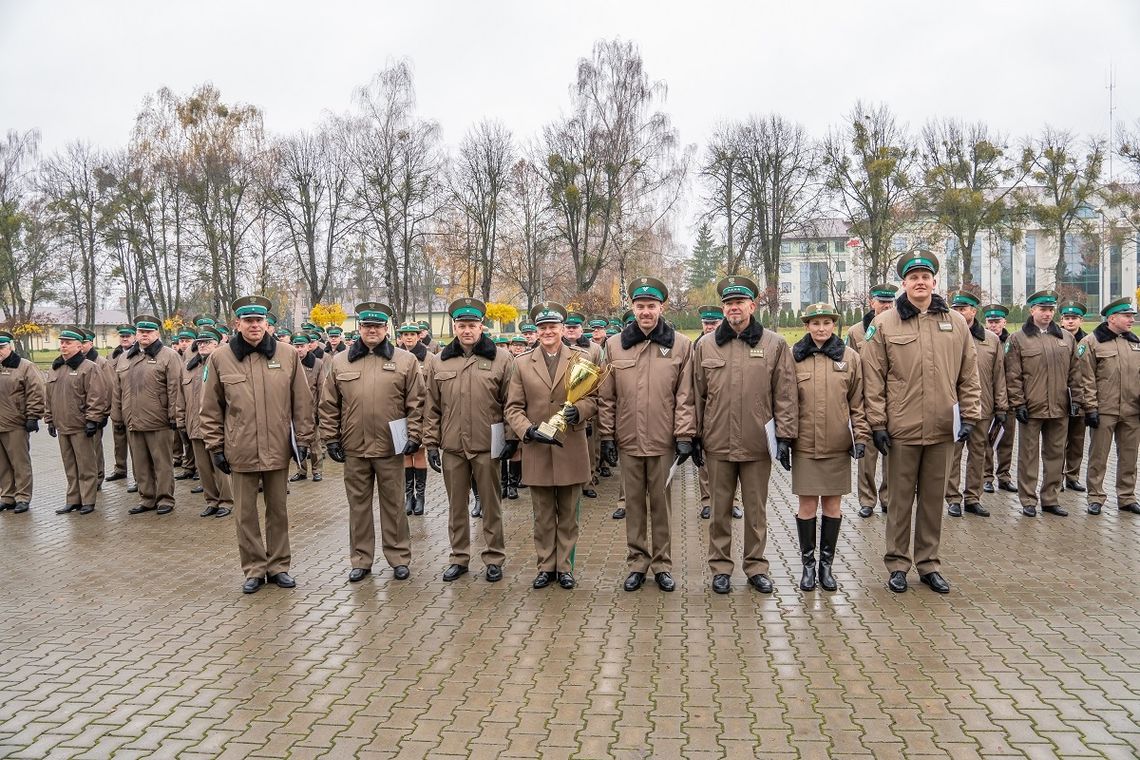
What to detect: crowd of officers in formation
<box><xmin>1</xmin><ymin>248</ymin><xmax>1137</xmax><ymax>596</ymax></box>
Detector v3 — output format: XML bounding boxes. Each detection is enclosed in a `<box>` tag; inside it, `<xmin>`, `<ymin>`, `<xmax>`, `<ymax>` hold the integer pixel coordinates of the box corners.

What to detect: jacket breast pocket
<box><xmin>885</xmin><ymin>334</ymin><xmax>918</xmax><ymax>378</ymax></box>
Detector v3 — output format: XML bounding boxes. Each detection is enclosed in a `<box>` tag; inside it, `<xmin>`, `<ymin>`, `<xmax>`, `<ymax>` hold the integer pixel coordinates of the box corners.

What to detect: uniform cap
<box><xmin>1101</xmin><ymin>297</ymin><xmax>1137</xmax><ymax>317</ymax></box>
<box><xmin>135</xmin><ymin>314</ymin><xmax>162</xmax><ymax>331</ymax></box>
<box><xmin>870</xmin><ymin>283</ymin><xmax>898</xmax><ymax>301</ymax></box>
<box><xmin>896</xmin><ymin>251</ymin><xmax>939</xmax><ymax>277</ymax></box>
<box><xmin>195</xmin><ymin>327</ymin><xmax>221</xmax><ymax>342</ymax></box>
<box><xmin>355</xmin><ymin>302</ymin><xmax>393</xmax><ymax>325</ymax></box>
<box><xmin>396</xmin><ymin>322</ymin><xmax>421</xmax><ymax>334</ymax></box>
<box><xmin>266</xmin><ymin>311</ymin><xmax>278</xmax><ymax>326</ymax></box>
<box><xmin>628</xmin><ymin>276</ymin><xmax>668</xmax><ymax>303</ymax></box>
<box><xmin>448</xmin><ymin>297</ymin><xmax>486</xmax><ymax>322</ymax></box>
<box><xmin>520</xmin><ymin>322</ymin><xmax>537</xmax><ymax>334</ymax></box>
<box><xmin>698</xmin><ymin>304</ymin><xmax>724</xmax><ymax>321</ymax></box>
<box><xmin>59</xmin><ymin>326</ymin><xmax>86</xmax><ymax>341</ymax></box>
<box><xmin>529</xmin><ymin>301</ymin><xmax>567</xmax><ymax>325</ymax></box>
<box><xmin>231</xmin><ymin>295</ymin><xmax>272</xmax><ymax>319</ymax></box>
<box><xmin>0</xmin><ymin>330</ymin><xmax>13</xmax><ymax>345</ymax></box>
<box><xmin>716</xmin><ymin>275</ymin><xmax>759</xmax><ymax>302</ymax></box>
<box><xmin>327</xmin><ymin>326</ymin><xmax>343</xmax><ymax>336</ymax></box>
<box><xmin>510</xmin><ymin>335</ymin><xmax>527</xmax><ymax>345</ymax></box>
<box><xmin>800</xmin><ymin>302</ymin><xmax>841</xmax><ymax>323</ymax></box>
<box><xmin>588</xmin><ymin>318</ymin><xmax>608</xmax><ymax>329</ymax></box>
<box><xmin>176</xmin><ymin>328</ymin><xmax>197</xmax><ymax>341</ymax></box>
<box><xmin>1059</xmin><ymin>301</ymin><xmax>1087</xmax><ymax>317</ymax></box>
<box><xmin>116</xmin><ymin>324</ymin><xmax>136</xmax><ymax>336</ymax></box>
<box><xmin>1026</xmin><ymin>290</ymin><xmax>1058</xmax><ymax>307</ymax></box>
<box><xmin>950</xmin><ymin>292</ymin><xmax>981</xmax><ymax>308</ymax></box>
<box><xmin>191</xmin><ymin>314</ymin><xmax>215</xmax><ymax>328</ymax></box>
<box><xmin>982</xmin><ymin>304</ymin><xmax>1009</xmax><ymax>320</ymax></box>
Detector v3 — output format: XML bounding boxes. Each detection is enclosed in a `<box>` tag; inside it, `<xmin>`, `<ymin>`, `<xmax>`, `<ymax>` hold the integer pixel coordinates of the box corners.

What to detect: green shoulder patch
<box><xmin>865</xmin><ymin>324</ymin><xmax>877</xmax><ymax>341</ymax></box>
<box><xmin>1003</xmin><ymin>341</ymin><xmax>1010</xmax><ymax>354</ymax></box>
<box><xmin>1077</xmin><ymin>343</ymin><xmax>1087</xmax><ymax>358</ymax></box>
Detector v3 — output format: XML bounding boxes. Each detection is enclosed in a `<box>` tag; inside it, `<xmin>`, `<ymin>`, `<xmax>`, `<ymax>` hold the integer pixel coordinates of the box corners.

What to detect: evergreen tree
<box><xmin>686</xmin><ymin>223</ymin><xmax>721</xmax><ymax>291</ymax></box>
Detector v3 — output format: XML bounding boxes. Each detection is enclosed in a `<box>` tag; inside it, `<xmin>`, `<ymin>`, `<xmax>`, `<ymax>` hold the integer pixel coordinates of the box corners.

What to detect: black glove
<box><xmin>1085</xmin><ymin>411</ymin><xmax>1100</xmax><ymax>429</ymax></box>
<box><xmin>601</xmin><ymin>440</ymin><xmax>618</xmax><ymax>467</ymax></box>
<box><xmin>48</xmin><ymin>424</ymin><xmax>57</xmax><ymax>438</ymax></box>
<box><xmin>326</xmin><ymin>441</ymin><xmax>346</xmax><ymax>463</ymax></box>
<box><xmin>84</xmin><ymin>420</ymin><xmax>98</xmax><ymax>438</ymax></box>
<box><xmin>993</xmin><ymin>412</ymin><xmax>1007</xmax><ymax>427</ymax></box>
<box><xmin>525</xmin><ymin>424</ymin><xmax>561</xmax><ymax>446</ymax></box>
<box><xmin>24</xmin><ymin>419</ymin><xmax>38</xmax><ymax>433</ymax></box>
<box><xmin>498</xmin><ymin>439</ymin><xmax>518</xmax><ymax>461</ymax></box>
<box><xmin>100</xmin><ymin>416</ymin><xmax>109</xmax><ymax>429</ymax></box>
<box><xmin>427</xmin><ymin>448</ymin><xmax>442</xmax><ymax>472</ymax></box>
<box><xmin>872</xmin><ymin>430</ymin><xmax>891</xmax><ymax>455</ymax></box>
<box><xmin>776</xmin><ymin>438</ymin><xmax>792</xmax><ymax>471</ymax></box>
<box><xmin>169</xmin><ymin>421</ymin><xmax>178</xmax><ymax>431</ymax></box>
<box><xmin>295</xmin><ymin>445</ymin><xmax>309</xmax><ymax>464</ymax></box>
<box><xmin>675</xmin><ymin>440</ymin><xmax>693</xmax><ymax>466</ymax></box>
<box><xmin>212</xmin><ymin>450</ymin><xmax>231</xmax><ymax>474</ymax></box>
<box><xmin>956</xmin><ymin>422</ymin><xmax>973</xmax><ymax>443</ymax></box>
<box><xmin>113</xmin><ymin>422</ymin><xmax>126</xmax><ymax>433</ymax></box>
<box><xmin>585</xmin><ymin>422</ymin><xmax>593</xmax><ymax>437</ymax></box>
<box><xmin>563</xmin><ymin>405</ymin><xmax>580</xmax><ymax>425</ymax></box>
<box><xmin>401</xmin><ymin>439</ymin><xmax>420</xmax><ymax>456</ymax></box>
<box><xmin>850</xmin><ymin>442</ymin><xmax>866</xmax><ymax>460</ymax></box>
<box><xmin>1015</xmin><ymin>406</ymin><xmax>1029</xmax><ymax>424</ymax></box>
<box><xmin>691</xmin><ymin>437</ymin><xmax>705</xmax><ymax>468</ymax></box>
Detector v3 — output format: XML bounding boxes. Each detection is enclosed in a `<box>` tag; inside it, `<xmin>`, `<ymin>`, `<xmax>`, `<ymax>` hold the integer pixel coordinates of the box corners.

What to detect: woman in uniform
<box><xmin>397</xmin><ymin>322</ymin><xmax>430</xmax><ymax>515</ymax></box>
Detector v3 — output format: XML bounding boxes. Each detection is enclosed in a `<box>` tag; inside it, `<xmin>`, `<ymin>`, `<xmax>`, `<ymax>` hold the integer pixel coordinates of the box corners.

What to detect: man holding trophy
<box><xmin>599</xmin><ymin>276</ymin><xmax>695</xmax><ymax>593</ymax></box>
<box><xmin>505</xmin><ymin>302</ymin><xmax>602</xmax><ymax>591</ymax></box>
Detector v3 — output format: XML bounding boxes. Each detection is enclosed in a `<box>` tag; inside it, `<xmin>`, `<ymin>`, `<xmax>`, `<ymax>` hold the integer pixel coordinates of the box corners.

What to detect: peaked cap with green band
<box><xmin>116</xmin><ymin>324</ymin><xmax>136</xmax><ymax>336</ymax></box>
<box><xmin>896</xmin><ymin>251</ymin><xmax>939</xmax><ymax>278</ymax></box>
<box><xmin>231</xmin><ymin>295</ymin><xmax>272</xmax><ymax>319</ymax></box>
<box><xmin>266</xmin><ymin>312</ymin><xmax>279</xmax><ymax>326</ymax></box>
<box><xmin>869</xmin><ymin>283</ymin><xmax>898</xmax><ymax>301</ymax></box>
<box><xmin>606</xmin><ymin>326</ymin><xmax>619</xmax><ymax>335</ymax></box>
<box><xmin>1026</xmin><ymin>290</ymin><xmax>1058</xmax><ymax>307</ymax></box>
<box><xmin>291</xmin><ymin>334</ymin><xmax>309</xmax><ymax>345</ymax></box>
<box><xmin>950</xmin><ymin>291</ymin><xmax>981</xmax><ymax>308</ymax></box>
<box><xmin>82</xmin><ymin>329</ymin><xmax>96</xmax><ymax>342</ymax></box>
<box><xmin>698</xmin><ymin>304</ymin><xmax>724</xmax><ymax>320</ymax></box>
<box><xmin>628</xmin><ymin>275</ymin><xmax>668</xmax><ymax>303</ymax></box>
<box><xmin>982</xmin><ymin>304</ymin><xmax>1009</xmax><ymax>320</ymax></box>
<box><xmin>191</xmin><ymin>314</ymin><xmax>215</xmax><ymax>328</ymax></box>
<box><xmin>622</xmin><ymin>309</ymin><xmax>635</xmax><ymax>325</ymax></box>
<box><xmin>355</xmin><ymin>301</ymin><xmax>393</xmax><ymax>325</ymax></box>
<box><xmin>214</xmin><ymin>323</ymin><xmax>230</xmax><ymax>335</ymax></box>
<box><xmin>716</xmin><ymin>275</ymin><xmax>759</xmax><ymax>302</ymax></box>
<box><xmin>448</xmin><ymin>297</ymin><xmax>486</xmax><ymax>322</ymax></box>
<box><xmin>565</xmin><ymin>311</ymin><xmax>586</xmax><ymax>326</ymax></box>
<box><xmin>493</xmin><ymin>335</ymin><xmax>509</xmax><ymax>345</ymax></box>
<box><xmin>520</xmin><ymin>322</ymin><xmax>536</xmax><ymax>334</ymax></box>
<box><xmin>134</xmin><ymin>314</ymin><xmax>162</xmax><ymax>331</ymax></box>
<box><xmin>588</xmin><ymin>318</ymin><xmax>608</xmax><ymax>329</ymax></box>
<box><xmin>529</xmin><ymin>301</ymin><xmax>567</xmax><ymax>325</ymax></box>
<box><xmin>176</xmin><ymin>328</ymin><xmax>197</xmax><ymax>341</ymax></box>
<box><xmin>1059</xmin><ymin>300</ymin><xmax>1087</xmax><ymax>317</ymax></box>
<box><xmin>196</xmin><ymin>327</ymin><xmax>221</xmax><ymax>342</ymax></box>
<box><xmin>1101</xmin><ymin>297</ymin><xmax>1137</xmax><ymax>317</ymax></box>
<box><xmin>0</xmin><ymin>330</ymin><xmax>13</xmax><ymax>345</ymax></box>
<box><xmin>800</xmin><ymin>302</ymin><xmax>841</xmax><ymax>323</ymax></box>
<box><xmin>59</xmin><ymin>326</ymin><xmax>86</xmax><ymax>341</ymax></box>
<box><xmin>396</xmin><ymin>322</ymin><xmax>421</xmax><ymax>334</ymax></box>
<box><xmin>510</xmin><ymin>334</ymin><xmax>527</xmax><ymax>344</ymax></box>
<box><xmin>327</xmin><ymin>326</ymin><xmax>343</xmax><ymax>336</ymax></box>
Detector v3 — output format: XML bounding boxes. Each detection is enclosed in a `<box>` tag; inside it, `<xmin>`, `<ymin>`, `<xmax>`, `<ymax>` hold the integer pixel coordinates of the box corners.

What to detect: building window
<box><xmin>999</xmin><ymin>238</ymin><xmax>1013</xmax><ymax>303</ymax></box>
<box><xmin>833</xmin><ymin>240</ymin><xmax>846</xmax><ymax>253</ymax></box>
<box><xmin>780</xmin><ymin>282</ymin><xmax>793</xmax><ymax>294</ymax></box>
<box><xmin>799</xmin><ymin>261</ymin><xmax>828</xmax><ymax>307</ymax></box>
<box><xmin>816</xmin><ymin>242</ymin><xmax>827</xmax><ymax>253</ymax></box>
<box><xmin>1025</xmin><ymin>233</ymin><xmax>1036</xmax><ymax>294</ymax></box>
<box><xmin>799</xmin><ymin>242</ymin><xmax>810</xmax><ymax>253</ymax></box>
<box><xmin>1110</xmin><ymin>243</ymin><xmax>1122</xmax><ymax>300</ymax></box>
<box><xmin>780</xmin><ymin>242</ymin><xmax>791</xmax><ymax>254</ymax></box>
<box><xmin>944</xmin><ymin>239</ymin><xmax>960</xmax><ymax>291</ymax></box>
<box><xmin>1061</xmin><ymin>233</ymin><xmax>1099</xmax><ymax>311</ymax></box>
<box><xmin>780</xmin><ymin>261</ymin><xmax>792</xmax><ymax>274</ymax></box>
<box><xmin>835</xmin><ymin>261</ymin><xmax>846</xmax><ymax>273</ymax></box>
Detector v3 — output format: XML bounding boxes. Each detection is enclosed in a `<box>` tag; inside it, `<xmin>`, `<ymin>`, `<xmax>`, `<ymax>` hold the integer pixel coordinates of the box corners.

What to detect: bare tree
<box><xmin>823</xmin><ymin>101</ymin><xmax>917</xmax><ymax>285</ymax></box>
<box><xmin>1104</xmin><ymin>119</ymin><xmax>1140</xmax><ymax>239</ymax></box>
<box><xmin>450</xmin><ymin>120</ymin><xmax>514</xmax><ymax>302</ymax></box>
<box><xmin>700</xmin><ymin>124</ymin><xmax>754</xmax><ymax>275</ymax></box>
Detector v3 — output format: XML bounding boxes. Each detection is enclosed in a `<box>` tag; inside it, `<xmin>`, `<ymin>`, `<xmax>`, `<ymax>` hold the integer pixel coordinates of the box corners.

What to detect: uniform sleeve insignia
<box><xmin>1003</xmin><ymin>341</ymin><xmax>1011</xmax><ymax>354</ymax></box>
<box><xmin>865</xmin><ymin>325</ymin><xmax>877</xmax><ymax>341</ymax></box>
<box><xmin>1077</xmin><ymin>344</ymin><xmax>1087</xmax><ymax>358</ymax></box>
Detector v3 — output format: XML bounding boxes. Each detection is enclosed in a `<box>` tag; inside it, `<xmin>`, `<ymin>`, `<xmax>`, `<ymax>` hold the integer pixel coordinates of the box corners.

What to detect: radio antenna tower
<box><xmin>1107</xmin><ymin>62</ymin><xmax>1116</xmax><ymax>180</ymax></box>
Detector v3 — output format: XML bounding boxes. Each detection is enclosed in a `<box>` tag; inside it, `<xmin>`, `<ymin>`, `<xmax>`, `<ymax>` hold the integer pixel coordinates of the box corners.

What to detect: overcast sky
<box><xmin>2</xmin><ymin>0</ymin><xmax>1138</xmax><ymax>242</ymax></box>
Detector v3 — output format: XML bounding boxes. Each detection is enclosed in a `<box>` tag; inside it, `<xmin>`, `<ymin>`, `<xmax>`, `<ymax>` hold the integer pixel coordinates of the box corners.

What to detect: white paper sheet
<box><xmin>989</xmin><ymin>416</ymin><xmax>1004</xmax><ymax>450</ymax></box>
<box><xmin>490</xmin><ymin>422</ymin><xmax>506</xmax><ymax>458</ymax></box>
<box><xmin>848</xmin><ymin>420</ymin><xmax>856</xmax><ymax>449</ymax></box>
<box><xmin>952</xmin><ymin>403</ymin><xmax>961</xmax><ymax>441</ymax></box>
<box><xmin>389</xmin><ymin>417</ymin><xmax>408</xmax><ymax>453</ymax></box>
<box><xmin>665</xmin><ymin>455</ymin><xmax>680</xmax><ymax>487</ymax></box>
<box><xmin>765</xmin><ymin>418</ymin><xmax>778</xmax><ymax>459</ymax></box>
<box><xmin>290</xmin><ymin>421</ymin><xmax>302</xmax><ymax>464</ymax></box>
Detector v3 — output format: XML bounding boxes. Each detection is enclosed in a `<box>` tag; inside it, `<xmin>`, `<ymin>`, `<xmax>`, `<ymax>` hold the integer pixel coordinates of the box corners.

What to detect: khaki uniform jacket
<box><xmin>319</xmin><ymin>339</ymin><xmax>425</xmax><ymax>458</ymax></box>
<box><xmin>844</xmin><ymin>312</ymin><xmax>873</xmax><ymax>353</ymax></box>
<box><xmin>791</xmin><ymin>337</ymin><xmax>870</xmax><ymax>458</ymax></box>
<box><xmin>693</xmin><ymin>318</ymin><xmax>798</xmax><ymax>461</ymax></box>
<box><xmin>45</xmin><ymin>354</ymin><xmax>110</xmax><ymax>434</ymax></box>
<box><xmin>199</xmin><ymin>334</ymin><xmax>315</xmax><ymax>472</ymax></box>
<box><xmin>177</xmin><ymin>355</ymin><xmax>208</xmax><ymax>440</ymax></box>
<box><xmin>1077</xmin><ymin>323</ymin><xmax>1140</xmax><ymax>417</ymax></box>
<box><xmin>0</xmin><ymin>355</ymin><xmax>46</xmax><ymax>432</ymax></box>
<box><xmin>862</xmin><ymin>295</ymin><xmax>982</xmax><ymax>445</ymax></box>
<box><xmin>598</xmin><ymin>321</ymin><xmax>696</xmax><ymax>457</ymax></box>
<box><xmin>969</xmin><ymin>321</ymin><xmax>1008</xmax><ymax>420</ymax></box>
<box><xmin>1004</xmin><ymin>321</ymin><xmax>1081</xmax><ymax>419</ymax></box>
<box><xmin>112</xmin><ymin>341</ymin><xmax>181</xmax><ymax>432</ymax></box>
<box><xmin>422</xmin><ymin>336</ymin><xmax>513</xmax><ymax>455</ymax></box>
<box><xmin>505</xmin><ymin>343</ymin><xmax>599</xmax><ymax>486</ymax></box>
<box><xmin>300</xmin><ymin>353</ymin><xmax>324</xmax><ymax>423</ymax></box>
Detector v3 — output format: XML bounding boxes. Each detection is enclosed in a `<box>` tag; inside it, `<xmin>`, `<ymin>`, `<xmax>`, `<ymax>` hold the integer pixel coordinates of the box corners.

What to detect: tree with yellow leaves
<box><xmin>310</xmin><ymin>303</ymin><xmax>347</xmax><ymax>329</ymax></box>
<box><xmin>484</xmin><ymin>302</ymin><xmax>519</xmax><ymax>328</ymax></box>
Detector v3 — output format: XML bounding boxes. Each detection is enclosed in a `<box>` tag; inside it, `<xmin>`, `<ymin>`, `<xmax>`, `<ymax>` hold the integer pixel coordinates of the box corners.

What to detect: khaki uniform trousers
<box><xmin>698</xmin><ymin>462</ymin><xmax>710</xmax><ymax>507</ymax></box>
<box><xmin>588</xmin><ymin>428</ymin><xmax>600</xmax><ymax>480</ymax></box>
<box><xmin>191</xmin><ymin>439</ymin><xmax>233</xmax><ymax>508</ymax></box>
<box><xmin>344</xmin><ymin>455</ymin><xmax>410</xmax><ymax>570</ymax></box>
<box><xmin>530</xmin><ymin>485</ymin><xmax>580</xmax><ymax>573</ymax></box>
<box><xmin>884</xmin><ymin>440</ymin><xmax>954</xmax><ymax>575</ymax></box>
<box><xmin>177</xmin><ymin>429</ymin><xmax>195</xmax><ymax>473</ymax></box>
<box><xmin>857</xmin><ymin>445</ymin><xmax>889</xmax><ymax>508</ymax></box>
<box><xmin>129</xmin><ymin>429</ymin><xmax>175</xmax><ymax>508</ymax></box>
<box><xmin>620</xmin><ymin>452</ymin><xmax>674</xmax><ymax>574</ymax></box>
<box><xmin>1085</xmin><ymin>415</ymin><xmax>1140</xmax><ymax>505</ymax></box>
<box><xmin>1017</xmin><ymin>417</ymin><xmax>1067</xmax><ymax>507</ymax></box>
<box><xmin>231</xmin><ymin>469</ymin><xmax>290</xmax><ymax>579</ymax></box>
<box><xmin>1064</xmin><ymin>416</ymin><xmax>1086</xmax><ymax>482</ymax></box>
<box><xmin>59</xmin><ymin>433</ymin><xmax>99</xmax><ymax>506</ymax></box>
<box><xmin>0</xmin><ymin>429</ymin><xmax>33</xmax><ymax>504</ymax></box>
<box><xmin>986</xmin><ymin>423</ymin><xmax>1016</xmax><ymax>485</ymax></box>
<box><xmin>946</xmin><ymin>418</ymin><xmax>992</xmax><ymax>505</ymax></box>
<box><xmin>707</xmin><ymin>456</ymin><xmax>771</xmax><ymax>577</ymax></box>
<box><xmin>93</xmin><ymin>425</ymin><xmax>105</xmax><ymax>480</ymax></box>
<box><xmin>112</xmin><ymin>423</ymin><xmax>129</xmax><ymax>476</ymax></box>
<box><xmin>298</xmin><ymin>424</ymin><xmax>323</xmax><ymax>475</ymax></box>
<box><xmin>443</xmin><ymin>451</ymin><xmax>505</xmax><ymax>567</ymax></box>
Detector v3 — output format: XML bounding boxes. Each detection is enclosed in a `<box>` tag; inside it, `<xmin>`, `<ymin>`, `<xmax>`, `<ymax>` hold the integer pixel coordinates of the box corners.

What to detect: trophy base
<box><xmin>534</xmin><ymin>420</ymin><xmax>567</xmax><ymax>444</ymax></box>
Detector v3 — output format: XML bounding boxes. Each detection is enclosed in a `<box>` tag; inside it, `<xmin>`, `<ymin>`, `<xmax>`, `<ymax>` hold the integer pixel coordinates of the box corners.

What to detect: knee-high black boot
<box><xmin>507</xmin><ymin>460</ymin><xmax>520</xmax><ymax>500</ymax></box>
<box><xmin>796</xmin><ymin>516</ymin><xmax>817</xmax><ymax>591</ymax></box>
<box><xmin>818</xmin><ymin>515</ymin><xmax>842</xmax><ymax>591</ymax></box>
<box><xmin>500</xmin><ymin>458</ymin><xmax>509</xmax><ymax>498</ymax></box>
<box><xmin>404</xmin><ymin>468</ymin><xmax>415</xmax><ymax>515</ymax></box>
<box><xmin>413</xmin><ymin>468</ymin><xmax>427</xmax><ymax>516</ymax></box>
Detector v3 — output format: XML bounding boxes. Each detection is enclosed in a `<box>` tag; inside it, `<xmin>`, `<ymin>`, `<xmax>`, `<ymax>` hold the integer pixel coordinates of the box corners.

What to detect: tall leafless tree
<box><xmin>450</xmin><ymin>120</ymin><xmax>513</xmax><ymax>302</ymax></box>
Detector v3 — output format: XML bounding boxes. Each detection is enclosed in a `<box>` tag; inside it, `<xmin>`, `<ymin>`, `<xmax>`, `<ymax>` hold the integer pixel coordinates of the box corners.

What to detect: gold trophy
<box><xmin>534</xmin><ymin>353</ymin><xmax>609</xmax><ymax>445</ymax></box>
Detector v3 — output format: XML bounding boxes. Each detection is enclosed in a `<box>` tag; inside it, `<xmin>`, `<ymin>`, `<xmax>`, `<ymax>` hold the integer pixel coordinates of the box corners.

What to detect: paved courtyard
<box><xmin>2</xmin><ymin>431</ymin><xmax>1139</xmax><ymax>759</ymax></box>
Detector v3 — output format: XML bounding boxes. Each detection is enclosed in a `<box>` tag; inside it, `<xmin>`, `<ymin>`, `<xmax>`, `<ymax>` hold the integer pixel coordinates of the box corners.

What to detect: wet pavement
<box><xmin>1</xmin><ymin>431</ymin><xmax>1139</xmax><ymax>759</ymax></box>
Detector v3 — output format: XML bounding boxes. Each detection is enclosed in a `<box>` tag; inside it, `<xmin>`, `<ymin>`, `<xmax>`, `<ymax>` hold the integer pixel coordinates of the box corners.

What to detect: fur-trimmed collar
<box><xmin>408</xmin><ymin>341</ymin><xmax>428</xmax><ymax>362</ymax></box>
<box><xmin>85</xmin><ymin>347</ymin><xmax>100</xmax><ymax>362</ymax></box>
<box><xmin>563</xmin><ymin>334</ymin><xmax>592</xmax><ymax>349</ymax></box>
<box><xmin>1094</xmin><ymin>322</ymin><xmax>1140</xmax><ymax>344</ymax></box>
<box><xmin>621</xmin><ymin>318</ymin><xmax>675</xmax><ymax>351</ymax></box>
<box><xmin>52</xmin><ymin>352</ymin><xmax>87</xmax><ymax>371</ymax></box>
<box><xmin>968</xmin><ymin>319</ymin><xmax>986</xmax><ymax>342</ymax></box>
<box><xmin>186</xmin><ymin>353</ymin><xmax>205</xmax><ymax>371</ymax></box>
<box><xmin>229</xmin><ymin>333</ymin><xmax>277</xmax><ymax>362</ymax></box>
<box><xmin>862</xmin><ymin>310</ymin><xmax>874</xmax><ymax>330</ymax></box>
<box><xmin>895</xmin><ymin>293</ymin><xmax>949</xmax><ymax>321</ymax></box>
<box><xmin>111</xmin><ymin>345</ymin><xmax>127</xmax><ymax>359</ymax></box>
<box><xmin>127</xmin><ymin>339</ymin><xmax>165</xmax><ymax>360</ymax></box>
<box><xmin>1</xmin><ymin>351</ymin><xmax>21</xmax><ymax>369</ymax></box>
<box><xmin>792</xmin><ymin>333</ymin><xmax>846</xmax><ymax>363</ymax></box>
<box><xmin>301</xmin><ymin>351</ymin><xmax>316</xmax><ymax>369</ymax></box>
<box><xmin>714</xmin><ymin>316</ymin><xmax>763</xmax><ymax>347</ymax></box>
<box><xmin>1072</xmin><ymin>328</ymin><xmax>1086</xmax><ymax>343</ymax></box>
<box><xmin>348</xmin><ymin>336</ymin><xmax>394</xmax><ymax>362</ymax></box>
<box><xmin>998</xmin><ymin>328</ymin><xmax>1010</xmax><ymax>343</ymax></box>
<box><xmin>1021</xmin><ymin>320</ymin><xmax>1065</xmax><ymax>340</ymax></box>
<box><xmin>441</xmin><ymin>334</ymin><xmax>497</xmax><ymax>361</ymax></box>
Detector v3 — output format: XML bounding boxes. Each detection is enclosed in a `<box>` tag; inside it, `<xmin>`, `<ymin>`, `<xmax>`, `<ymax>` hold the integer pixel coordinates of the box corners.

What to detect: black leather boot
<box><xmin>500</xmin><ymin>459</ymin><xmax>509</xmax><ymax>498</ymax></box>
<box><xmin>404</xmin><ymin>468</ymin><xmax>415</xmax><ymax>515</ymax></box>
<box><xmin>506</xmin><ymin>461</ymin><xmax>520</xmax><ymax>500</ymax></box>
<box><xmin>818</xmin><ymin>515</ymin><xmax>842</xmax><ymax>591</ymax></box>
<box><xmin>796</xmin><ymin>516</ymin><xmax>817</xmax><ymax>591</ymax></box>
<box><xmin>413</xmin><ymin>468</ymin><xmax>427</xmax><ymax>515</ymax></box>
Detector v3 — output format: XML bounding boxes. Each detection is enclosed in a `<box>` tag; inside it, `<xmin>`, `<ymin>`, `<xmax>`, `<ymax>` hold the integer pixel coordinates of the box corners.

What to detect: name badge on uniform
<box><xmin>478</xmin><ymin>360</ymin><xmax>491</xmax><ymax>370</ymax></box>
<box><xmin>267</xmin><ymin>360</ymin><xmax>281</xmax><ymax>369</ymax></box>
<box><xmin>0</xmin><ymin>370</ymin><xmax>9</xmax><ymax>376</ymax></box>
<box><xmin>147</xmin><ymin>358</ymin><xmax>157</xmax><ymax>364</ymax></box>
<box><xmin>939</xmin><ymin>322</ymin><xmax>953</xmax><ymax>332</ymax></box>
<box><xmin>70</xmin><ymin>371</ymin><xmax>78</xmax><ymax>376</ymax></box>
<box><xmin>383</xmin><ymin>362</ymin><xmax>397</xmax><ymax>371</ymax></box>
<box><xmin>750</xmin><ymin>348</ymin><xmax>764</xmax><ymax>358</ymax></box>
<box><xmin>834</xmin><ymin>361</ymin><xmax>847</xmax><ymax>372</ymax></box>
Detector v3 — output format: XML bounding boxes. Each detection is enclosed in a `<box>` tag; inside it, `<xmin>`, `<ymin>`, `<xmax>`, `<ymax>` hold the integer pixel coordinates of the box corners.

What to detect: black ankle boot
<box><xmin>818</xmin><ymin>515</ymin><xmax>842</xmax><ymax>591</ymax></box>
<box><xmin>506</xmin><ymin>461</ymin><xmax>520</xmax><ymax>500</ymax></box>
<box><xmin>796</xmin><ymin>516</ymin><xmax>817</xmax><ymax>591</ymax></box>
<box><xmin>413</xmin><ymin>468</ymin><xmax>427</xmax><ymax>515</ymax></box>
<box><xmin>404</xmin><ymin>468</ymin><xmax>415</xmax><ymax>515</ymax></box>
<box><xmin>500</xmin><ymin>459</ymin><xmax>509</xmax><ymax>498</ymax></box>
